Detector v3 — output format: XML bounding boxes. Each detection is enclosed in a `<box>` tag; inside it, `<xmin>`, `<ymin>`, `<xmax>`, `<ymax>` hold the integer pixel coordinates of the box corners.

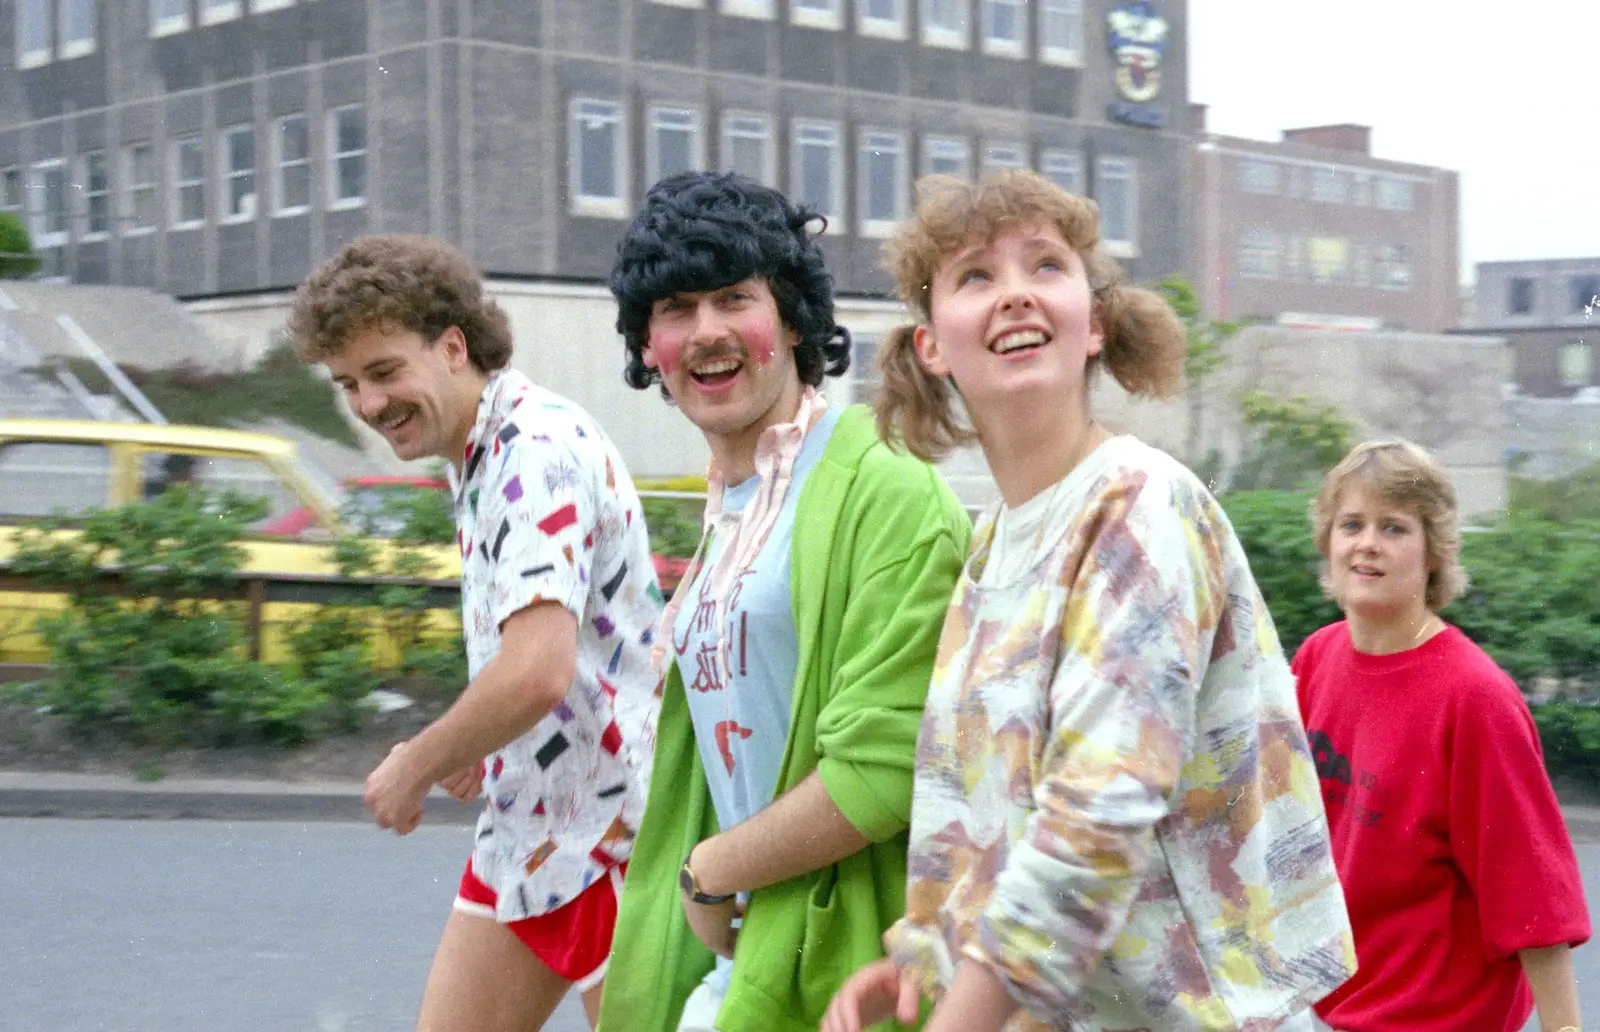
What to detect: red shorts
<box><xmin>454</xmin><ymin>858</ymin><xmax>627</xmax><ymax>991</ymax></box>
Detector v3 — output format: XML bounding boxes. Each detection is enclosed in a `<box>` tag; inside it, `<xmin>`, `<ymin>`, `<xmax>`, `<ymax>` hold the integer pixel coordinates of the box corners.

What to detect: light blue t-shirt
<box><xmin>673</xmin><ymin>404</ymin><xmax>840</xmax><ymax>833</ymax></box>
<box><xmin>670</xmin><ymin>405</ymin><xmax>841</xmax><ymax>1010</ymax></box>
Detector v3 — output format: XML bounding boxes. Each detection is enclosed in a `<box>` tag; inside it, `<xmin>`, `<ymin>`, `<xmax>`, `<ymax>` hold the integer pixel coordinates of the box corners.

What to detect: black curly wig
<box><xmin>610</xmin><ymin>170</ymin><xmax>851</xmax><ymax>395</ymax></box>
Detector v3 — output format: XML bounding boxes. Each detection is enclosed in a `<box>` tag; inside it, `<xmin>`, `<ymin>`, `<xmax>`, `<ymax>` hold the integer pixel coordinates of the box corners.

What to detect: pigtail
<box><xmin>1097</xmin><ymin>283</ymin><xmax>1186</xmax><ymax>400</ymax></box>
<box><xmin>872</xmin><ymin>323</ymin><xmax>975</xmax><ymax>463</ymax></box>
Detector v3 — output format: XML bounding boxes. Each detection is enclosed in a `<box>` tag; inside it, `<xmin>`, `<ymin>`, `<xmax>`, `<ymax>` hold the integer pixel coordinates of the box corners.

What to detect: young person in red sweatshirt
<box><xmin>1294</xmin><ymin>439</ymin><xmax>1589</xmax><ymax>1032</ymax></box>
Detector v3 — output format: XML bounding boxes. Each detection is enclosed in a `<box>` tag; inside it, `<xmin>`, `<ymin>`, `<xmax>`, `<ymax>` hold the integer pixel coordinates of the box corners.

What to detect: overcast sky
<box><xmin>1188</xmin><ymin>1</ymin><xmax>1599</xmax><ymax>281</ymax></box>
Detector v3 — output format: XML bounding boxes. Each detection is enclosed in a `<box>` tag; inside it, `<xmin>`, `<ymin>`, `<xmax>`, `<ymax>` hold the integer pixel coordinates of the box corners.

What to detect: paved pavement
<box><xmin>0</xmin><ymin>818</ymin><xmax>591</xmax><ymax>1032</ymax></box>
<box><xmin>0</xmin><ymin>773</ymin><xmax>1595</xmax><ymax>1031</ymax></box>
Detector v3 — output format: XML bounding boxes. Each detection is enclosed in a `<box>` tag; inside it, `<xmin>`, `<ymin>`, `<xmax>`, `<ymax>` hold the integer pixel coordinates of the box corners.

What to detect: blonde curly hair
<box><xmin>874</xmin><ymin>170</ymin><xmax>1186</xmax><ymax>462</ymax></box>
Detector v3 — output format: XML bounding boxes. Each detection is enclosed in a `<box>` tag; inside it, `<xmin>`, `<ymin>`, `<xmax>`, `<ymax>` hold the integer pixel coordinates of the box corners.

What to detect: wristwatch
<box><xmin>679</xmin><ymin>852</ymin><xmax>736</xmax><ymax>905</ymax></box>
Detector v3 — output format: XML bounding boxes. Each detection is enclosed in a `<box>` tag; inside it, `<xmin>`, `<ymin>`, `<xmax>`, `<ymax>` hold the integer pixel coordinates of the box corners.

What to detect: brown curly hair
<box><xmin>288</xmin><ymin>234</ymin><xmax>513</xmax><ymax>373</ymax></box>
<box><xmin>1311</xmin><ymin>440</ymin><xmax>1469</xmax><ymax>611</ymax></box>
<box><xmin>875</xmin><ymin>170</ymin><xmax>1185</xmax><ymax>462</ymax></box>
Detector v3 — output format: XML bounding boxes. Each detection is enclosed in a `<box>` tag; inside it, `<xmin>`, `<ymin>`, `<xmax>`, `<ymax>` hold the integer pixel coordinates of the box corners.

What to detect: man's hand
<box><xmin>440</xmin><ymin>763</ymin><xmax>485</xmax><ymax>804</ymax></box>
<box><xmin>680</xmin><ymin>890</ymin><xmax>741</xmax><ymax>958</ymax></box>
<box><xmin>822</xmin><ymin>957</ymin><xmax>923</xmax><ymax>1032</ymax></box>
<box><xmin>365</xmin><ymin>741</ymin><xmax>433</xmax><ymax>835</ymax></box>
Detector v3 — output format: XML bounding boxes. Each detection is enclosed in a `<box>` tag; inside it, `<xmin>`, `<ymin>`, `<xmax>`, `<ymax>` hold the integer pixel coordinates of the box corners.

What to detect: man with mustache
<box><xmin>598</xmin><ymin>171</ymin><xmax>971</xmax><ymax>1032</ymax></box>
<box><xmin>289</xmin><ymin>235</ymin><xmax>661</xmax><ymax>1032</ymax></box>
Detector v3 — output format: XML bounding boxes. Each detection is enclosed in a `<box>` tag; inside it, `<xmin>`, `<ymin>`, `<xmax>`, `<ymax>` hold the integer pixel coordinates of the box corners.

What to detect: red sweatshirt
<box><xmin>1293</xmin><ymin>622</ymin><xmax>1589</xmax><ymax>1032</ymax></box>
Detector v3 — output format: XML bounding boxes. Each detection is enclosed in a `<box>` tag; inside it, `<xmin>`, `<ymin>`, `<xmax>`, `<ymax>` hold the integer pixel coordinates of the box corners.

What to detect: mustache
<box><xmin>685</xmin><ymin>344</ymin><xmax>746</xmax><ymax>367</ymax></box>
<box><xmin>371</xmin><ymin>403</ymin><xmax>415</xmax><ymax>425</ymax></box>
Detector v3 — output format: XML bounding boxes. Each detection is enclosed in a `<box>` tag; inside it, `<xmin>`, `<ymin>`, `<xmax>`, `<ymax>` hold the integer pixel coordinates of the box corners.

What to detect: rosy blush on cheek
<box><xmin>742</xmin><ymin>322</ymin><xmax>778</xmax><ymax>367</ymax></box>
<box><xmin>647</xmin><ymin>334</ymin><xmax>685</xmax><ymax>378</ymax></box>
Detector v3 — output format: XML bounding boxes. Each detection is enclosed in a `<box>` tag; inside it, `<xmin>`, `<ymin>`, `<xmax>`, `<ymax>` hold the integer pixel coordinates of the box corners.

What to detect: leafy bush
<box><xmin>8</xmin><ymin>485</ymin><xmax>467</xmax><ymax>747</ymax></box>
<box><xmin>0</xmin><ymin>212</ymin><xmax>41</xmax><ymax>279</ymax></box>
<box><xmin>643</xmin><ymin>497</ymin><xmax>703</xmax><ymax>560</ymax></box>
<box><xmin>1530</xmin><ymin>703</ymin><xmax>1600</xmax><ymax>791</ymax></box>
<box><xmin>1448</xmin><ymin>517</ymin><xmax>1600</xmax><ymax>690</ymax></box>
<box><xmin>1228</xmin><ymin>392</ymin><xmax>1355</xmax><ymax>492</ymax></box>
<box><xmin>7</xmin><ymin>487</ymin><xmax>332</xmax><ymax>744</ymax></box>
<box><xmin>1220</xmin><ymin>489</ymin><xmax>1342</xmax><ymax>655</ymax></box>
<box><xmin>1510</xmin><ymin>461</ymin><xmax>1600</xmax><ymax>524</ymax></box>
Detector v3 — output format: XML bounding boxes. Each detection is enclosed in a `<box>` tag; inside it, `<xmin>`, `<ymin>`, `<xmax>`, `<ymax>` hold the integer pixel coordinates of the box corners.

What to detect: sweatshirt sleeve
<box><xmin>1447</xmin><ymin>661</ymin><xmax>1592</xmax><ymax>958</ymax></box>
<box><xmin>814</xmin><ymin>472</ymin><xmax>970</xmax><ymax>843</ymax></box>
<box><xmin>968</xmin><ymin>469</ymin><xmax>1219</xmax><ymax>1021</ymax></box>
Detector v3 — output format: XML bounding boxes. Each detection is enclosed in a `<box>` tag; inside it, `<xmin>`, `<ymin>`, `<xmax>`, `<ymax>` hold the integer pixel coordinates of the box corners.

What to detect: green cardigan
<box><xmin>599</xmin><ymin>405</ymin><xmax>971</xmax><ymax>1032</ymax></box>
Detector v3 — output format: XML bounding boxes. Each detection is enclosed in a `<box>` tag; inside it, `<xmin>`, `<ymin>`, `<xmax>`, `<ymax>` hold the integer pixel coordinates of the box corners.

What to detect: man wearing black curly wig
<box><xmin>598</xmin><ymin>171</ymin><xmax>971</xmax><ymax>1032</ymax></box>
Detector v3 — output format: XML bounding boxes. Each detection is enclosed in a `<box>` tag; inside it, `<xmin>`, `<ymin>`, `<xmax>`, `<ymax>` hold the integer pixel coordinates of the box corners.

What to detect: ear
<box><xmin>639</xmin><ymin>337</ymin><xmax>660</xmax><ymax>370</ymax></box>
<box><xmin>438</xmin><ymin>326</ymin><xmax>472</xmax><ymax>373</ymax></box>
<box><xmin>1086</xmin><ymin>298</ymin><xmax>1106</xmax><ymax>359</ymax></box>
<box><xmin>912</xmin><ymin>324</ymin><xmax>950</xmax><ymax>378</ymax></box>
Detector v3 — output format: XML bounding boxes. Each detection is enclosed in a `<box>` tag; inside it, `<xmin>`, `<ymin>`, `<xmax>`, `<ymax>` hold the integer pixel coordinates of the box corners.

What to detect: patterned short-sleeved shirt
<box><xmin>451</xmin><ymin>369</ymin><xmax>662</xmax><ymax>922</ymax></box>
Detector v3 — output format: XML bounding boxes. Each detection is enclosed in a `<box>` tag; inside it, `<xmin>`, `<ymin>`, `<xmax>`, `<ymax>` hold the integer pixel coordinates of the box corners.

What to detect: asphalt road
<box><xmin>0</xmin><ymin>818</ymin><xmax>1595</xmax><ymax>1031</ymax></box>
<box><xmin>0</xmin><ymin>820</ymin><xmax>589</xmax><ymax>1032</ymax></box>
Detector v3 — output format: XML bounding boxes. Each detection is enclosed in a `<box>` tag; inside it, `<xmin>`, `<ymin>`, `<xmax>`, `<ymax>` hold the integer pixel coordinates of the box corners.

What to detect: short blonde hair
<box><xmin>874</xmin><ymin>170</ymin><xmax>1186</xmax><ymax>462</ymax></box>
<box><xmin>1311</xmin><ymin>440</ymin><xmax>1469</xmax><ymax>610</ymax></box>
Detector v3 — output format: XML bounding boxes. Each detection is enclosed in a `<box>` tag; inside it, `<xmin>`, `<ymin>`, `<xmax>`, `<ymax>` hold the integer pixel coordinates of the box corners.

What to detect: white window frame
<box><xmin>980</xmin><ymin>0</ymin><xmax>1025</xmax><ymax>58</ymax></box>
<box><xmin>568</xmin><ymin>98</ymin><xmax>628</xmax><ymax>219</ymax></box>
<box><xmin>219</xmin><ymin>124</ymin><xmax>257</xmax><ymax>224</ymax></box>
<box><xmin>122</xmin><ymin>143</ymin><xmax>156</xmax><ymax>236</ymax></box>
<box><xmin>1310</xmin><ymin>167</ymin><xmax>1347</xmax><ymax>205</ymax></box>
<box><xmin>1038</xmin><ymin>0</ymin><xmax>1082</xmax><ymax>66</ymax></box>
<box><xmin>80</xmin><ymin>151</ymin><xmax>111</xmax><ymax>240</ymax></box>
<box><xmin>1375</xmin><ymin>176</ymin><xmax>1414</xmax><ymax>212</ymax></box>
<box><xmin>150</xmin><ymin>0</ymin><xmax>192</xmax><ymax>37</ymax></box>
<box><xmin>922</xmin><ymin>135</ymin><xmax>971</xmax><ymax>180</ymax></box>
<box><xmin>1040</xmin><ymin>148</ymin><xmax>1082</xmax><ymax>195</ymax></box>
<box><xmin>1237</xmin><ymin>227</ymin><xmax>1281</xmax><ymax>280</ymax></box>
<box><xmin>30</xmin><ymin>159</ymin><xmax>70</xmax><ymax>249</ymax></box>
<box><xmin>272</xmin><ymin>113</ymin><xmax>311</xmax><ymax>217</ymax></box>
<box><xmin>650</xmin><ymin>0</ymin><xmax>704</xmax><ymax>8</ymax></box>
<box><xmin>721</xmin><ymin>112</ymin><xmax>775</xmax><ymax>186</ymax></box>
<box><xmin>789</xmin><ymin>0</ymin><xmax>841</xmax><ymax>30</ymax></box>
<box><xmin>201</xmin><ymin>0</ymin><xmax>243</xmax><ymax>25</ymax></box>
<box><xmin>857</xmin><ymin>129</ymin><xmax>907</xmax><ymax>238</ymax></box>
<box><xmin>1236</xmin><ymin>157</ymin><xmax>1279</xmax><ymax>195</ymax></box>
<box><xmin>790</xmin><ymin>119</ymin><xmax>843</xmax><ymax>223</ymax></box>
<box><xmin>59</xmin><ymin>0</ymin><xmax>97</xmax><ymax>59</ymax></box>
<box><xmin>920</xmin><ymin>0</ymin><xmax>968</xmax><ymax>49</ymax></box>
<box><xmin>857</xmin><ymin>0</ymin><xmax>906</xmax><ymax>40</ymax></box>
<box><xmin>326</xmin><ymin>104</ymin><xmax>367</xmax><ymax>211</ymax></box>
<box><xmin>251</xmin><ymin>0</ymin><xmax>298</xmax><ymax>11</ymax></box>
<box><xmin>981</xmin><ymin>142</ymin><xmax>1026</xmax><ymax>174</ymax></box>
<box><xmin>17</xmin><ymin>0</ymin><xmax>52</xmax><ymax>69</ymax></box>
<box><xmin>1</xmin><ymin>167</ymin><xmax>22</xmax><ymax>213</ymax></box>
<box><xmin>1559</xmin><ymin>342</ymin><xmax>1593</xmax><ymax>389</ymax></box>
<box><xmin>721</xmin><ymin>0</ymin><xmax>774</xmax><ymax>18</ymax></box>
<box><xmin>1095</xmin><ymin>156</ymin><xmax>1138</xmax><ymax>258</ymax></box>
<box><xmin>646</xmin><ymin>105</ymin><xmax>704</xmax><ymax>188</ymax></box>
<box><xmin>170</xmin><ymin>136</ymin><xmax>206</xmax><ymax>230</ymax></box>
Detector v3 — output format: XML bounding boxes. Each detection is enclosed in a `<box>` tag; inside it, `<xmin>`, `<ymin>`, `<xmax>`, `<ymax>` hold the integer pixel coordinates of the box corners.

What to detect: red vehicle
<box><xmin>266</xmin><ymin>475</ymin><xmax>691</xmax><ymax>592</ymax></box>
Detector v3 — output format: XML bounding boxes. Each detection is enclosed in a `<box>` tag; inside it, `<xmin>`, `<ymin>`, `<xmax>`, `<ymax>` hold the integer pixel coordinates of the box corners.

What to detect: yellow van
<box><xmin>0</xmin><ymin>419</ymin><xmax>461</xmax><ymax>668</ymax></box>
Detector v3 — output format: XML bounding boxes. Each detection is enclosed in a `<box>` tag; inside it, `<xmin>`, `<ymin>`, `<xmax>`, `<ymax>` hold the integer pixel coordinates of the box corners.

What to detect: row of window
<box><xmin>656</xmin><ymin>0</ymin><xmax>1085</xmax><ymax>65</ymax></box>
<box><xmin>17</xmin><ymin>0</ymin><xmax>302</xmax><ymax>67</ymax></box>
<box><xmin>1236</xmin><ymin>157</ymin><xmax>1416</xmax><ymax>212</ymax></box>
<box><xmin>1507</xmin><ymin>275</ymin><xmax>1600</xmax><ymax>318</ymax></box>
<box><xmin>570</xmin><ymin>98</ymin><xmax>1140</xmax><ymax>249</ymax></box>
<box><xmin>0</xmin><ymin>106</ymin><xmax>366</xmax><ymax>246</ymax></box>
<box><xmin>1236</xmin><ymin>228</ymin><xmax>1413</xmax><ymax>291</ymax></box>
<box><xmin>17</xmin><ymin>0</ymin><xmax>1081</xmax><ymax>67</ymax></box>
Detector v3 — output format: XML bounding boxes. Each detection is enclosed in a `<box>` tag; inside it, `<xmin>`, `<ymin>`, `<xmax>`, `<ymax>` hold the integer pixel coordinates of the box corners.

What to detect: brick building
<box><xmin>1471</xmin><ymin>257</ymin><xmax>1598</xmax><ymax>399</ymax></box>
<box><xmin>0</xmin><ymin>0</ymin><xmax>1192</xmax><ymax>298</ymax></box>
<box><xmin>1189</xmin><ymin>104</ymin><xmax>1460</xmax><ymax>333</ymax></box>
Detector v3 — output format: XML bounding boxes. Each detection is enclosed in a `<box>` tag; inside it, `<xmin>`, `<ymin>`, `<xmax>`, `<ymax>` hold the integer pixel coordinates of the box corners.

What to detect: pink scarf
<box><xmin>649</xmin><ymin>386</ymin><xmax>829</xmax><ymax>691</ymax></box>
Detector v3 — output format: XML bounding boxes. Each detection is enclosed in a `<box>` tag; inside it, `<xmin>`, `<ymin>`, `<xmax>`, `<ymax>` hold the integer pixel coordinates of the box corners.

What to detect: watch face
<box><xmin>679</xmin><ymin>864</ymin><xmax>694</xmax><ymax>895</ymax></box>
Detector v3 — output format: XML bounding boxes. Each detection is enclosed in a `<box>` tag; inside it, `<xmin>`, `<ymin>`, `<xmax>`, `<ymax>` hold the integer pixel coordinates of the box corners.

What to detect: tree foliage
<box><xmin>0</xmin><ymin>212</ymin><xmax>40</xmax><ymax>279</ymax></box>
<box><xmin>1229</xmin><ymin>391</ymin><xmax>1356</xmax><ymax>492</ymax></box>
